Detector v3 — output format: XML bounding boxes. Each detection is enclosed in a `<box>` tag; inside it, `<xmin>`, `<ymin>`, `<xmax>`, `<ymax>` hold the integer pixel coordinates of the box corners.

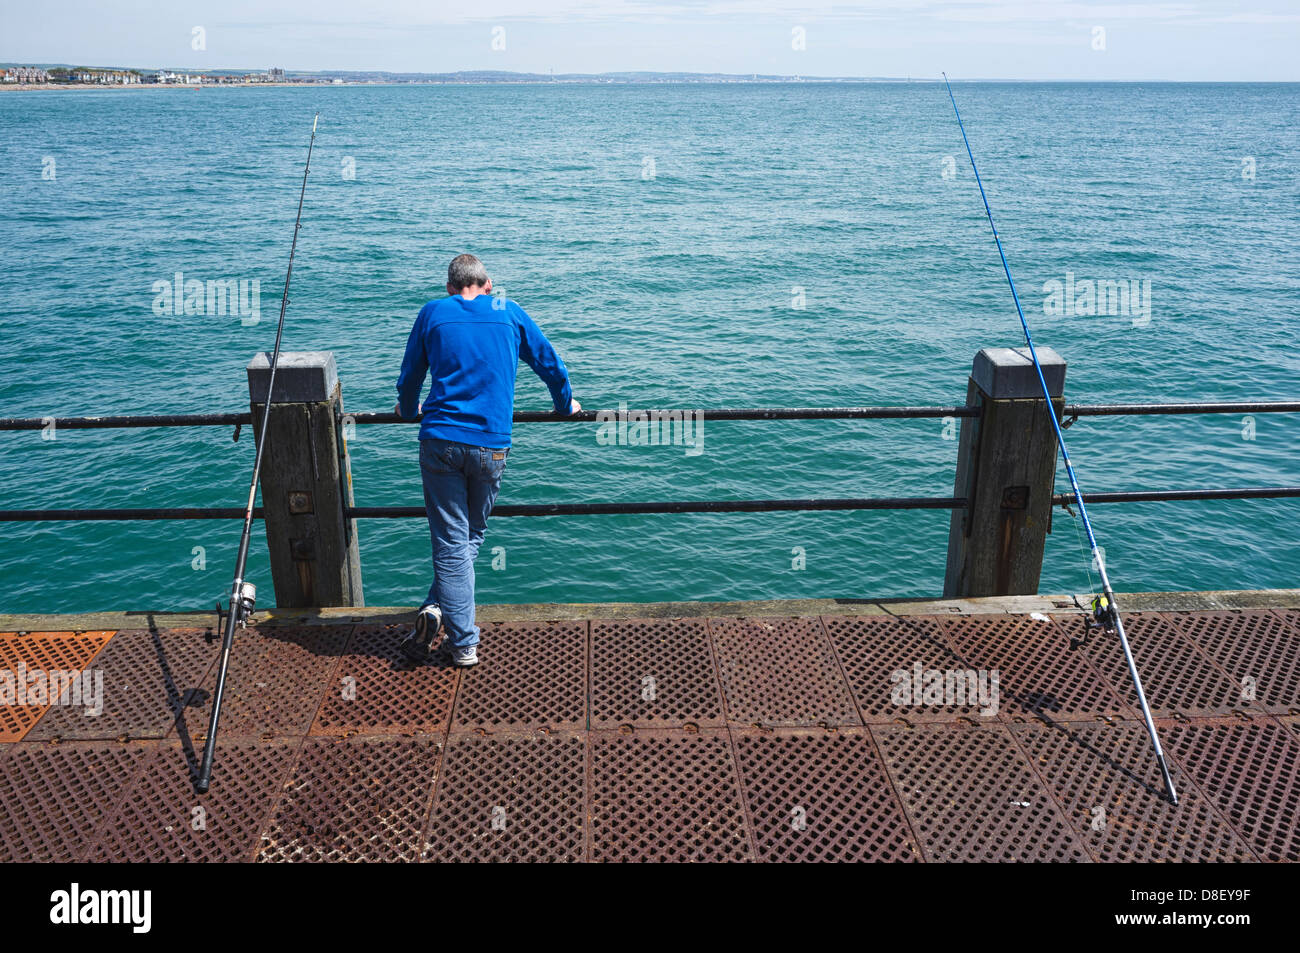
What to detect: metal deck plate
<box><xmin>733</xmin><ymin>728</ymin><xmax>920</xmax><ymax>862</ymax></box>
<box><xmin>1011</xmin><ymin>720</ymin><xmax>1257</xmax><ymax>862</ymax></box>
<box><xmin>1174</xmin><ymin>610</ymin><xmax>1299</xmax><ymax>713</ymax></box>
<box><xmin>1163</xmin><ymin>717</ymin><xmax>1300</xmax><ymax>863</ymax></box>
<box><xmin>29</xmin><ymin>628</ymin><xmax>218</xmax><ymax>741</ymax></box>
<box><xmin>941</xmin><ymin>615</ymin><xmax>1132</xmax><ymax>722</ymax></box>
<box><xmin>821</xmin><ymin>615</ymin><xmax>989</xmax><ymax>723</ymax></box>
<box><xmin>872</xmin><ymin>722</ymin><xmax>1091</xmax><ymax>862</ymax></box>
<box><xmin>1274</xmin><ymin>608</ymin><xmax>1300</xmax><ymax>631</ymax></box>
<box><xmin>311</xmin><ymin>624</ymin><xmax>458</xmax><ymax>736</ymax></box>
<box><xmin>424</xmin><ymin>731</ymin><xmax>585</xmax><ymax>862</ymax></box>
<box><xmin>0</xmin><ymin>631</ymin><xmax>115</xmax><ymax>741</ymax></box>
<box><xmin>89</xmin><ymin>739</ymin><xmax>299</xmax><ymax>862</ymax></box>
<box><xmin>589</xmin><ymin>729</ymin><xmax>754</xmax><ymax>862</ymax></box>
<box><xmin>3</xmin><ymin>613</ymin><xmax>1293</xmax><ymax>863</ymax></box>
<box><xmin>1072</xmin><ymin>612</ymin><xmax>1245</xmax><ymax>717</ymax></box>
<box><xmin>452</xmin><ymin>621</ymin><xmax>587</xmax><ymax>732</ymax></box>
<box><xmin>709</xmin><ymin>618</ymin><xmax>860</xmax><ymax>727</ymax></box>
<box><xmin>0</xmin><ymin>741</ymin><xmax>152</xmax><ymax>861</ymax></box>
<box><xmin>180</xmin><ymin>625</ymin><xmax>350</xmax><ymax>741</ymax></box>
<box><xmin>257</xmin><ymin>736</ymin><xmax>441</xmax><ymax>862</ymax></box>
<box><xmin>590</xmin><ymin>619</ymin><xmax>724</xmax><ymax>728</ymax></box>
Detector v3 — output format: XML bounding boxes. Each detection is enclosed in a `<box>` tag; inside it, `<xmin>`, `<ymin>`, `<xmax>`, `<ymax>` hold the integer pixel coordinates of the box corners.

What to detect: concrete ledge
<box><xmin>2</xmin><ymin>589</ymin><xmax>1296</xmax><ymax>632</ymax></box>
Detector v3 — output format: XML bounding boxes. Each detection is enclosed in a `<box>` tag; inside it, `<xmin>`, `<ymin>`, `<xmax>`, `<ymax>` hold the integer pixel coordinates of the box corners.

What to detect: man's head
<box><xmin>447</xmin><ymin>253</ymin><xmax>492</xmax><ymax>299</ymax></box>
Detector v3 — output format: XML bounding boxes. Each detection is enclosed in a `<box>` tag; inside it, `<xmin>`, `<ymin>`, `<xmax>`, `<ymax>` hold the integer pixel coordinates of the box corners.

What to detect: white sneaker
<box><xmin>452</xmin><ymin>645</ymin><xmax>478</xmax><ymax>667</ymax></box>
<box><xmin>399</xmin><ymin>604</ymin><xmax>443</xmax><ymax>662</ymax></box>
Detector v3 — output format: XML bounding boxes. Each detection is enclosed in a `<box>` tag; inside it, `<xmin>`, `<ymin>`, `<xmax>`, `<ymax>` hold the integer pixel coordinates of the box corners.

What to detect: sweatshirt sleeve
<box><xmin>514</xmin><ymin>302</ymin><xmax>573</xmax><ymax>414</ymax></box>
<box><xmin>395</xmin><ymin>307</ymin><xmax>428</xmax><ymax>419</ymax></box>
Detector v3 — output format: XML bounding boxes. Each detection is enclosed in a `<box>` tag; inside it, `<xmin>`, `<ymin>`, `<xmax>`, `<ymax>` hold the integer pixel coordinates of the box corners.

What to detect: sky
<box><xmin>2</xmin><ymin>0</ymin><xmax>1298</xmax><ymax>80</ymax></box>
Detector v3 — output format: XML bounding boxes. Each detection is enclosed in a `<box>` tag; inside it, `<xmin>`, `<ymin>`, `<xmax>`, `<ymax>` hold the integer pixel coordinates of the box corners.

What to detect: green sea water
<box><xmin>0</xmin><ymin>82</ymin><xmax>1296</xmax><ymax>614</ymax></box>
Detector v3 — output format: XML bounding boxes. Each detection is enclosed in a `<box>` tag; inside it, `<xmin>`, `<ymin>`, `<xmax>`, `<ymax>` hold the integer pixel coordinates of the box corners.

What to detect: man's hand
<box><xmin>568</xmin><ymin>398</ymin><xmax>582</xmax><ymax>415</ymax></box>
<box><xmin>393</xmin><ymin>402</ymin><xmax>402</xmax><ymax>416</ymax></box>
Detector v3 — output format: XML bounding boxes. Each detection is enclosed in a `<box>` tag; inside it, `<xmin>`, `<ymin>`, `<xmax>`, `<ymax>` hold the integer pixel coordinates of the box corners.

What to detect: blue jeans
<box><xmin>419</xmin><ymin>438</ymin><xmax>508</xmax><ymax>649</ymax></box>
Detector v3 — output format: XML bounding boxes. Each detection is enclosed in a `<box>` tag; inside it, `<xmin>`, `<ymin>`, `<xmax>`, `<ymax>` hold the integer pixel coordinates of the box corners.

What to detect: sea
<box><xmin>0</xmin><ymin>81</ymin><xmax>1296</xmax><ymax>614</ymax></box>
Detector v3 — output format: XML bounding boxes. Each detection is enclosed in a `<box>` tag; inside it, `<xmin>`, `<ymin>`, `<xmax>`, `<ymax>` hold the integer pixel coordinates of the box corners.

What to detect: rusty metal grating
<box><xmin>0</xmin><ymin>741</ymin><xmax>152</xmax><ymax>862</ymax></box>
<box><xmin>452</xmin><ymin>621</ymin><xmax>587</xmax><ymax>732</ymax></box>
<box><xmin>1163</xmin><ymin>717</ymin><xmax>1300</xmax><ymax>863</ymax></box>
<box><xmin>872</xmin><ymin>722</ymin><xmax>1090</xmax><ymax>862</ymax></box>
<box><xmin>733</xmin><ymin>728</ymin><xmax>920</xmax><ymax>862</ymax></box>
<box><xmin>181</xmin><ymin>625</ymin><xmax>350</xmax><ymax>741</ymax></box>
<box><xmin>1173</xmin><ymin>610</ymin><xmax>1299</xmax><ymax>713</ymax></box>
<box><xmin>1072</xmin><ymin>612</ymin><xmax>1243</xmax><ymax>717</ymax></box>
<box><xmin>0</xmin><ymin>631</ymin><xmax>116</xmax><ymax>741</ymax></box>
<box><xmin>709</xmin><ymin>618</ymin><xmax>859</xmax><ymax>727</ymax></box>
<box><xmin>424</xmin><ymin>731</ymin><xmax>584</xmax><ymax>862</ymax></box>
<box><xmin>1011</xmin><ymin>720</ymin><xmax>1257</xmax><ymax>862</ymax></box>
<box><xmin>311</xmin><ymin>625</ymin><xmax>458</xmax><ymax>736</ymax></box>
<box><xmin>90</xmin><ymin>739</ymin><xmax>298</xmax><ymax>862</ymax></box>
<box><xmin>942</xmin><ymin>615</ymin><xmax>1131</xmax><ymax>722</ymax></box>
<box><xmin>29</xmin><ymin>628</ymin><xmax>218</xmax><ymax>741</ymax></box>
<box><xmin>822</xmin><ymin>615</ymin><xmax>988</xmax><ymax>723</ymax></box>
<box><xmin>590</xmin><ymin>619</ymin><xmax>723</xmax><ymax>728</ymax></box>
<box><xmin>589</xmin><ymin>730</ymin><xmax>754</xmax><ymax>862</ymax></box>
<box><xmin>1274</xmin><ymin>608</ymin><xmax>1300</xmax><ymax>631</ymax></box>
<box><xmin>257</xmin><ymin>736</ymin><xmax>440</xmax><ymax>862</ymax></box>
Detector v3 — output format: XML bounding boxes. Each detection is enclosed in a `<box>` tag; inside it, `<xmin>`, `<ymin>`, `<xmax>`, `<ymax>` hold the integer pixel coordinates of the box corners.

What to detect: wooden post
<box><xmin>943</xmin><ymin>346</ymin><xmax>1066</xmax><ymax>598</ymax></box>
<box><xmin>246</xmin><ymin>351</ymin><xmax>364</xmax><ymax>608</ymax></box>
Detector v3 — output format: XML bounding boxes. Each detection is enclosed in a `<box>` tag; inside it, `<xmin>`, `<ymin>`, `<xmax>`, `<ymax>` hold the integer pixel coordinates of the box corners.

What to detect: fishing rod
<box><xmin>941</xmin><ymin>74</ymin><xmax>1178</xmax><ymax>804</ymax></box>
<box><xmin>195</xmin><ymin>113</ymin><xmax>319</xmax><ymax>795</ymax></box>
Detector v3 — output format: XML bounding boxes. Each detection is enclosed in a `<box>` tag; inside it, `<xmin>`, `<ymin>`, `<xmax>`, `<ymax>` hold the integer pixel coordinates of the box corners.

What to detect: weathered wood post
<box><xmin>944</xmin><ymin>346</ymin><xmax>1066</xmax><ymax>598</ymax></box>
<box><xmin>246</xmin><ymin>351</ymin><xmax>364</xmax><ymax>608</ymax></box>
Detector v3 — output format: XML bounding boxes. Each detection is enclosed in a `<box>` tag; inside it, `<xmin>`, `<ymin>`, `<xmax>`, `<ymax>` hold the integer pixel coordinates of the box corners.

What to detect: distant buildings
<box><xmin>2</xmin><ymin>66</ymin><xmax>51</xmax><ymax>83</ymax></box>
<box><xmin>155</xmin><ymin>70</ymin><xmax>204</xmax><ymax>84</ymax></box>
<box><xmin>1</xmin><ymin>63</ymin><xmax>355</xmax><ymax>86</ymax></box>
<box><xmin>72</xmin><ymin>69</ymin><xmax>141</xmax><ymax>84</ymax></box>
<box><xmin>152</xmin><ymin>67</ymin><xmax>285</xmax><ymax>84</ymax></box>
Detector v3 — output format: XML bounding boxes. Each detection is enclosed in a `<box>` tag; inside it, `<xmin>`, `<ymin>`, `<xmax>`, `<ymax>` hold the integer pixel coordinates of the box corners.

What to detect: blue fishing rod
<box><xmin>941</xmin><ymin>74</ymin><xmax>1177</xmax><ymax>804</ymax></box>
<box><xmin>196</xmin><ymin>113</ymin><xmax>319</xmax><ymax>794</ymax></box>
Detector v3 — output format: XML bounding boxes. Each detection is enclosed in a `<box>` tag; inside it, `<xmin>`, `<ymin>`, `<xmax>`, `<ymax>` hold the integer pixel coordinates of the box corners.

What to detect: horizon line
<box><xmin>4</xmin><ymin>65</ymin><xmax>1299</xmax><ymax>83</ymax></box>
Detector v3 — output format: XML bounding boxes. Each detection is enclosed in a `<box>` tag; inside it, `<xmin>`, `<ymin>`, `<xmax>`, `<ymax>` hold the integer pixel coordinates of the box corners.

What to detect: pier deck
<box><xmin>2</xmin><ymin>591</ymin><xmax>1297</xmax><ymax>863</ymax></box>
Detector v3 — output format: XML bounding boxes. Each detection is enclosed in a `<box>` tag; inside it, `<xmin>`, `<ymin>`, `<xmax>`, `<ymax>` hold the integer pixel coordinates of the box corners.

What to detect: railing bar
<box><xmin>0</xmin><ymin>508</ymin><xmax>262</xmax><ymax>521</ymax></box>
<box><xmin>0</xmin><ymin>414</ymin><xmax>252</xmax><ymax>430</ymax></box>
<box><xmin>1053</xmin><ymin>487</ymin><xmax>1300</xmax><ymax>504</ymax></box>
<box><xmin>2</xmin><ymin>486</ymin><xmax>1297</xmax><ymax>522</ymax></box>
<box><xmin>1064</xmin><ymin>402</ymin><xmax>1300</xmax><ymax>416</ymax></box>
<box><xmin>2</xmin><ymin>401</ymin><xmax>1299</xmax><ymax>431</ymax></box>
<box><xmin>355</xmin><ymin>497</ymin><xmax>967</xmax><ymax>517</ymax></box>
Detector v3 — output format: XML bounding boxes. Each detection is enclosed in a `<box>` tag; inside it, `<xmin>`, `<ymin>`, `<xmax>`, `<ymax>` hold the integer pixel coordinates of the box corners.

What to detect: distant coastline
<box><xmin>0</xmin><ymin>66</ymin><xmax>910</xmax><ymax>89</ymax></box>
<box><xmin>0</xmin><ymin>81</ymin><xmax>310</xmax><ymax>92</ymax></box>
<box><xmin>4</xmin><ymin>67</ymin><xmax>1295</xmax><ymax>90</ymax></box>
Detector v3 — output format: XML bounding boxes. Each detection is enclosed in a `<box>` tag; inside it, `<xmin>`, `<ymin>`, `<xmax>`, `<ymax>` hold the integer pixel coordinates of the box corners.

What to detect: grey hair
<box><xmin>447</xmin><ymin>253</ymin><xmax>490</xmax><ymax>292</ymax></box>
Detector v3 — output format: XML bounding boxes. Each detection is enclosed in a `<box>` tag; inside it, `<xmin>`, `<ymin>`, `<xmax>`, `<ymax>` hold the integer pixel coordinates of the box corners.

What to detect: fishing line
<box><xmin>941</xmin><ymin>75</ymin><xmax>1178</xmax><ymax>803</ymax></box>
<box><xmin>196</xmin><ymin>113</ymin><xmax>319</xmax><ymax>795</ymax></box>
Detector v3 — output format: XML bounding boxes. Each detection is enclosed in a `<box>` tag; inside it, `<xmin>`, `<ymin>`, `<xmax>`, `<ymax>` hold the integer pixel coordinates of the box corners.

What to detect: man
<box><xmin>395</xmin><ymin>254</ymin><xmax>579</xmax><ymax>666</ymax></box>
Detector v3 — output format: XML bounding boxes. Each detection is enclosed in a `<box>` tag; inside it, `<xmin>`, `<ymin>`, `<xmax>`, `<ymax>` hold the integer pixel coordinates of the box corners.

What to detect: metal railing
<box><xmin>0</xmin><ymin>400</ymin><xmax>1297</xmax><ymax>522</ymax></box>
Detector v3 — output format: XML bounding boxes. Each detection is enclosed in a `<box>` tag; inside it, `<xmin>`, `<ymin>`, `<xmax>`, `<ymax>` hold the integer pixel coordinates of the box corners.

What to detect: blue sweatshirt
<box><xmin>396</xmin><ymin>294</ymin><xmax>573</xmax><ymax>448</ymax></box>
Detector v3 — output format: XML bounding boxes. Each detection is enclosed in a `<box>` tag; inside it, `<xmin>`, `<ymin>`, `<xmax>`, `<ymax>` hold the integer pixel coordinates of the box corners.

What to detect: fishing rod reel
<box><xmin>214</xmin><ymin>581</ymin><xmax>258</xmax><ymax>637</ymax></box>
<box><xmin>1070</xmin><ymin>592</ymin><xmax>1117</xmax><ymax>649</ymax></box>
